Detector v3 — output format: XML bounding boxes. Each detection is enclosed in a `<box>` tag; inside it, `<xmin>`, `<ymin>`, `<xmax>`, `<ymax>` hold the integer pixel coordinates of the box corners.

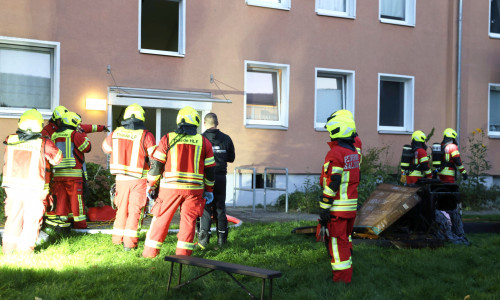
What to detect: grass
<box><xmin>1</xmin><ymin>221</ymin><xmax>499</xmax><ymax>300</ymax></box>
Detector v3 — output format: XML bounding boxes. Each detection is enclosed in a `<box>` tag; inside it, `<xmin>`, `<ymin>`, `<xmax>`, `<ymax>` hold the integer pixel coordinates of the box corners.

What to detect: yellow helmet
<box><xmin>18</xmin><ymin>109</ymin><xmax>44</xmax><ymax>133</ymax></box>
<box><xmin>51</xmin><ymin>105</ymin><xmax>68</xmax><ymax>122</ymax></box>
<box><xmin>412</xmin><ymin>130</ymin><xmax>427</xmax><ymax>143</ymax></box>
<box><xmin>329</xmin><ymin>109</ymin><xmax>354</xmax><ymax>121</ymax></box>
<box><xmin>61</xmin><ymin>112</ymin><xmax>82</xmax><ymax>128</ymax></box>
<box><xmin>176</xmin><ymin>106</ymin><xmax>200</xmax><ymax>127</ymax></box>
<box><xmin>443</xmin><ymin>128</ymin><xmax>457</xmax><ymax>139</ymax></box>
<box><xmin>325</xmin><ymin>115</ymin><xmax>355</xmax><ymax>140</ymax></box>
<box><xmin>123</xmin><ymin>103</ymin><xmax>145</xmax><ymax>122</ymax></box>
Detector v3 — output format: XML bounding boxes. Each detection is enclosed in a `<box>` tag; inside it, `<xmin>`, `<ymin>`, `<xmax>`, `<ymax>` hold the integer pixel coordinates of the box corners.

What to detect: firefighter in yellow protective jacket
<box><xmin>102</xmin><ymin>104</ymin><xmax>156</xmax><ymax>250</ymax></box>
<box><xmin>2</xmin><ymin>109</ymin><xmax>62</xmax><ymax>253</ymax></box>
<box><xmin>142</xmin><ymin>106</ymin><xmax>215</xmax><ymax>258</ymax></box>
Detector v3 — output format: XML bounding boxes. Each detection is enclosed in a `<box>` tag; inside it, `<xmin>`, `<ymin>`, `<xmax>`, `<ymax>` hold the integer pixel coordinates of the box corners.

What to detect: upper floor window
<box><xmin>0</xmin><ymin>36</ymin><xmax>60</xmax><ymax>119</ymax></box>
<box><xmin>246</xmin><ymin>0</ymin><xmax>291</xmax><ymax>11</ymax></box>
<box><xmin>378</xmin><ymin>73</ymin><xmax>414</xmax><ymax>133</ymax></box>
<box><xmin>488</xmin><ymin>84</ymin><xmax>500</xmax><ymax>137</ymax></box>
<box><xmin>139</xmin><ymin>0</ymin><xmax>186</xmax><ymax>57</ymax></box>
<box><xmin>316</xmin><ymin>0</ymin><xmax>356</xmax><ymax>19</ymax></box>
<box><xmin>314</xmin><ymin>68</ymin><xmax>355</xmax><ymax>130</ymax></box>
<box><xmin>379</xmin><ymin>0</ymin><xmax>415</xmax><ymax>27</ymax></box>
<box><xmin>490</xmin><ymin>0</ymin><xmax>500</xmax><ymax>38</ymax></box>
<box><xmin>244</xmin><ymin>61</ymin><xmax>289</xmax><ymax>129</ymax></box>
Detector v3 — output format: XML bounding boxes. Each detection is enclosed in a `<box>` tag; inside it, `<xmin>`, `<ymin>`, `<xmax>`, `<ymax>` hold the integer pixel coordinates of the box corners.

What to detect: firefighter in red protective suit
<box><xmin>404</xmin><ymin>130</ymin><xmax>432</xmax><ymax>185</ymax></box>
<box><xmin>142</xmin><ymin>106</ymin><xmax>216</xmax><ymax>258</ymax></box>
<box><xmin>47</xmin><ymin>112</ymin><xmax>92</xmax><ymax>229</ymax></box>
<box><xmin>319</xmin><ymin>114</ymin><xmax>360</xmax><ymax>283</ymax></box>
<box><xmin>102</xmin><ymin>103</ymin><xmax>156</xmax><ymax>250</ymax></box>
<box><xmin>2</xmin><ymin>109</ymin><xmax>62</xmax><ymax>253</ymax></box>
<box><xmin>437</xmin><ymin>128</ymin><xmax>468</xmax><ymax>183</ymax></box>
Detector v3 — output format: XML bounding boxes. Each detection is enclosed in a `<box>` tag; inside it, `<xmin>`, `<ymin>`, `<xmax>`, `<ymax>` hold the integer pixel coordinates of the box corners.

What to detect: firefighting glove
<box><xmin>203</xmin><ymin>192</ymin><xmax>214</xmax><ymax>205</ymax></box>
<box><xmin>103</xmin><ymin>126</ymin><xmax>110</xmax><ymax>132</ymax></box>
<box><xmin>319</xmin><ymin>208</ymin><xmax>331</xmax><ymax>225</ymax></box>
<box><xmin>462</xmin><ymin>172</ymin><xmax>468</xmax><ymax>181</ymax></box>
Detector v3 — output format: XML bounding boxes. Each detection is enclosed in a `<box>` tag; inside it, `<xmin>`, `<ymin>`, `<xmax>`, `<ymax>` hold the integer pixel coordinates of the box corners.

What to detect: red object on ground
<box><xmin>226</xmin><ymin>215</ymin><xmax>241</xmax><ymax>225</ymax></box>
<box><xmin>87</xmin><ymin>205</ymin><xmax>117</xmax><ymax>222</ymax></box>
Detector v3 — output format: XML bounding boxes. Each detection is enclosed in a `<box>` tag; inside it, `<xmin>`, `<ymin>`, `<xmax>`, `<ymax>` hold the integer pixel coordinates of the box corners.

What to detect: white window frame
<box><xmin>316</xmin><ymin>0</ymin><xmax>356</xmax><ymax>19</ymax></box>
<box><xmin>379</xmin><ymin>0</ymin><xmax>416</xmax><ymax>27</ymax></box>
<box><xmin>488</xmin><ymin>83</ymin><xmax>500</xmax><ymax>138</ymax></box>
<box><xmin>490</xmin><ymin>0</ymin><xmax>500</xmax><ymax>39</ymax></box>
<box><xmin>138</xmin><ymin>0</ymin><xmax>186</xmax><ymax>57</ymax></box>
<box><xmin>377</xmin><ymin>73</ymin><xmax>414</xmax><ymax>134</ymax></box>
<box><xmin>0</xmin><ymin>36</ymin><xmax>60</xmax><ymax>119</ymax></box>
<box><xmin>314</xmin><ymin>68</ymin><xmax>355</xmax><ymax>131</ymax></box>
<box><xmin>244</xmin><ymin>61</ymin><xmax>290</xmax><ymax>130</ymax></box>
<box><xmin>246</xmin><ymin>0</ymin><xmax>291</xmax><ymax>11</ymax></box>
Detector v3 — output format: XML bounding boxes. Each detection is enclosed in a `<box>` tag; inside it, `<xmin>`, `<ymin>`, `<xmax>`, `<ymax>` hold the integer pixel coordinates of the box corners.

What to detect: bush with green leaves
<box><xmin>85</xmin><ymin>162</ymin><xmax>115</xmax><ymax>208</ymax></box>
<box><xmin>275</xmin><ymin>146</ymin><xmax>398</xmax><ymax>212</ymax></box>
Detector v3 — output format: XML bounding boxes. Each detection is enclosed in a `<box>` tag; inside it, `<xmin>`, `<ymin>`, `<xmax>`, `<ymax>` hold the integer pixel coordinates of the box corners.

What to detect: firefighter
<box><xmin>328</xmin><ymin>110</ymin><xmax>362</xmax><ymax>160</ymax></box>
<box><xmin>142</xmin><ymin>106</ymin><xmax>216</xmax><ymax>258</ymax></box>
<box><xmin>404</xmin><ymin>130</ymin><xmax>432</xmax><ymax>185</ymax></box>
<box><xmin>102</xmin><ymin>103</ymin><xmax>156</xmax><ymax>250</ymax></box>
<box><xmin>320</xmin><ymin>114</ymin><xmax>360</xmax><ymax>283</ymax></box>
<box><xmin>198</xmin><ymin>112</ymin><xmax>235</xmax><ymax>248</ymax></box>
<box><xmin>437</xmin><ymin>128</ymin><xmax>468</xmax><ymax>183</ymax></box>
<box><xmin>2</xmin><ymin>109</ymin><xmax>63</xmax><ymax>254</ymax></box>
<box><xmin>48</xmin><ymin>111</ymin><xmax>92</xmax><ymax>229</ymax></box>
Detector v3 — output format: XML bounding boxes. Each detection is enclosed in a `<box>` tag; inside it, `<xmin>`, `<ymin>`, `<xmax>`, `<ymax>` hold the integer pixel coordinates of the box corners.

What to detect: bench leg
<box><xmin>225</xmin><ymin>272</ymin><xmax>258</xmax><ymax>300</ymax></box>
<box><xmin>167</xmin><ymin>262</ymin><xmax>175</xmax><ymax>293</ymax></box>
<box><xmin>178</xmin><ymin>263</ymin><xmax>183</xmax><ymax>286</ymax></box>
<box><xmin>260</xmin><ymin>279</ymin><xmax>265</xmax><ymax>300</ymax></box>
<box><xmin>269</xmin><ymin>279</ymin><xmax>273</xmax><ymax>300</ymax></box>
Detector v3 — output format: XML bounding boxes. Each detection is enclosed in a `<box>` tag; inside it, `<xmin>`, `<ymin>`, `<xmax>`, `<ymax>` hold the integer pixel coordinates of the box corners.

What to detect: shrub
<box><xmin>275</xmin><ymin>176</ymin><xmax>321</xmax><ymax>213</ymax></box>
<box><xmin>85</xmin><ymin>162</ymin><xmax>115</xmax><ymax>208</ymax></box>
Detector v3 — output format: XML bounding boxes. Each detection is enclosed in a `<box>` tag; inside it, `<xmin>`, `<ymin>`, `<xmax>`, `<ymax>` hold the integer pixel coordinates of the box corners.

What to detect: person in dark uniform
<box><xmin>198</xmin><ymin>113</ymin><xmax>235</xmax><ymax>248</ymax></box>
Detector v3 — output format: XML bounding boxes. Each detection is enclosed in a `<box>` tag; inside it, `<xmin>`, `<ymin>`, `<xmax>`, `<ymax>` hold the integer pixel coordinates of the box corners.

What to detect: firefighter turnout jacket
<box><xmin>406</xmin><ymin>147</ymin><xmax>432</xmax><ymax>185</ymax></box>
<box><xmin>438</xmin><ymin>143</ymin><xmax>467</xmax><ymax>183</ymax></box>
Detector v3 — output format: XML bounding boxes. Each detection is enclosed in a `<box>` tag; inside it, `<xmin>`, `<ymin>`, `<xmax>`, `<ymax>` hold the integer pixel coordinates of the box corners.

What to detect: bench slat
<box><xmin>165</xmin><ymin>255</ymin><xmax>282</xmax><ymax>279</ymax></box>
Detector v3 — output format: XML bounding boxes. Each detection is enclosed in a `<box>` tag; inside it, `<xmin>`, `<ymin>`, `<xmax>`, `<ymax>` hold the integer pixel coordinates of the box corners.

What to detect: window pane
<box><xmin>379</xmin><ymin>80</ymin><xmax>404</xmax><ymax>127</ymax></box>
<box><xmin>246</xmin><ymin>70</ymin><xmax>279</xmax><ymax>121</ymax></box>
<box><xmin>319</xmin><ymin>0</ymin><xmax>347</xmax><ymax>12</ymax></box>
<box><xmin>491</xmin><ymin>0</ymin><xmax>500</xmax><ymax>34</ymax></box>
<box><xmin>0</xmin><ymin>47</ymin><xmax>51</xmax><ymax>109</ymax></box>
<box><xmin>381</xmin><ymin>0</ymin><xmax>405</xmax><ymax>20</ymax></box>
<box><xmin>141</xmin><ymin>0</ymin><xmax>179</xmax><ymax>52</ymax></box>
<box><xmin>316</xmin><ymin>74</ymin><xmax>343</xmax><ymax>123</ymax></box>
<box><xmin>490</xmin><ymin>89</ymin><xmax>500</xmax><ymax>131</ymax></box>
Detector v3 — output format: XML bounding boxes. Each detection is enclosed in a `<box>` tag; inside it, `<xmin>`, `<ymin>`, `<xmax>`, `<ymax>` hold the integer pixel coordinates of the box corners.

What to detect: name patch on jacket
<box><xmin>114</xmin><ymin>132</ymin><xmax>141</xmax><ymax>140</ymax></box>
<box><xmin>344</xmin><ymin>154</ymin><xmax>360</xmax><ymax>170</ymax></box>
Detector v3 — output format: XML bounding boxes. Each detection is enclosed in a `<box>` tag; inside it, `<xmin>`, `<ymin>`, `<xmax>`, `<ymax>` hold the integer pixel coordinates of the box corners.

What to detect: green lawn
<box><xmin>1</xmin><ymin>221</ymin><xmax>499</xmax><ymax>300</ymax></box>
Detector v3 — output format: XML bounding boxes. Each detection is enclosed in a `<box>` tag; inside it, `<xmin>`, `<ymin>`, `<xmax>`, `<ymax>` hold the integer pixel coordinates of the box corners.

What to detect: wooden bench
<box><xmin>164</xmin><ymin>255</ymin><xmax>282</xmax><ymax>300</ymax></box>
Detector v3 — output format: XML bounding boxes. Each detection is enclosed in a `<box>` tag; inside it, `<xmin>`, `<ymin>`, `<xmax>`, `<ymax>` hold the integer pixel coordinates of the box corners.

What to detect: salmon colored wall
<box><xmin>1</xmin><ymin>0</ymin><xmax>499</xmax><ymax>175</ymax></box>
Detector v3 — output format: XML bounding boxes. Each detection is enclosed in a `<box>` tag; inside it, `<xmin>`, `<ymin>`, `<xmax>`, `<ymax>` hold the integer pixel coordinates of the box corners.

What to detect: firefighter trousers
<box><xmin>2</xmin><ymin>188</ymin><xmax>46</xmax><ymax>254</ymax></box>
<box><xmin>142</xmin><ymin>189</ymin><xmax>204</xmax><ymax>258</ymax></box>
<box><xmin>112</xmin><ymin>178</ymin><xmax>147</xmax><ymax>248</ymax></box>
<box><xmin>52</xmin><ymin>180</ymin><xmax>87</xmax><ymax>229</ymax></box>
<box><xmin>328</xmin><ymin>216</ymin><xmax>356</xmax><ymax>283</ymax></box>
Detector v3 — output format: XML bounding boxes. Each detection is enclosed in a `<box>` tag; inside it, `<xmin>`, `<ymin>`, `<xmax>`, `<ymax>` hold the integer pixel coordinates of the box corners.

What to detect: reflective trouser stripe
<box><xmin>177</xmin><ymin>240</ymin><xmax>195</xmax><ymax>250</ymax></box>
<box><xmin>331</xmin><ymin>257</ymin><xmax>352</xmax><ymax>271</ymax></box>
<box><xmin>2</xmin><ymin>234</ymin><xmax>20</xmax><ymax>244</ymax></box>
<box><xmin>145</xmin><ymin>239</ymin><xmax>163</xmax><ymax>249</ymax></box>
<box><xmin>124</xmin><ymin>229</ymin><xmax>139</xmax><ymax>238</ymax></box>
<box><xmin>113</xmin><ymin>228</ymin><xmax>125</xmax><ymax>236</ymax></box>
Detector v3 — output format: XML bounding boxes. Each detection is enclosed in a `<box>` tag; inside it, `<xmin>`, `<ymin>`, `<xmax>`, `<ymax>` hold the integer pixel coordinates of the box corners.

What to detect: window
<box><xmin>316</xmin><ymin>0</ymin><xmax>356</xmax><ymax>19</ymax></box>
<box><xmin>139</xmin><ymin>0</ymin><xmax>186</xmax><ymax>56</ymax></box>
<box><xmin>489</xmin><ymin>84</ymin><xmax>500</xmax><ymax>137</ymax></box>
<box><xmin>378</xmin><ymin>74</ymin><xmax>414</xmax><ymax>133</ymax></box>
<box><xmin>379</xmin><ymin>0</ymin><xmax>415</xmax><ymax>27</ymax></box>
<box><xmin>490</xmin><ymin>0</ymin><xmax>500</xmax><ymax>38</ymax></box>
<box><xmin>314</xmin><ymin>68</ymin><xmax>355</xmax><ymax>130</ymax></box>
<box><xmin>246</xmin><ymin>0</ymin><xmax>291</xmax><ymax>10</ymax></box>
<box><xmin>0</xmin><ymin>36</ymin><xmax>59</xmax><ymax>118</ymax></box>
<box><xmin>244</xmin><ymin>61</ymin><xmax>289</xmax><ymax>129</ymax></box>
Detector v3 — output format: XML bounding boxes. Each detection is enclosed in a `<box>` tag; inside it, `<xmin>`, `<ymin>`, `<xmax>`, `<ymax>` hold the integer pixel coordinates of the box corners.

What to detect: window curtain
<box><xmin>319</xmin><ymin>0</ymin><xmax>346</xmax><ymax>12</ymax></box>
<box><xmin>490</xmin><ymin>90</ymin><xmax>500</xmax><ymax>131</ymax></box>
<box><xmin>381</xmin><ymin>0</ymin><xmax>405</xmax><ymax>19</ymax></box>
<box><xmin>491</xmin><ymin>0</ymin><xmax>500</xmax><ymax>34</ymax></box>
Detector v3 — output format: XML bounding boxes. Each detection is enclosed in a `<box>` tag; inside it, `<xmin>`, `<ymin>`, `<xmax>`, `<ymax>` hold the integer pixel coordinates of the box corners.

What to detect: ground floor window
<box><xmin>489</xmin><ymin>83</ymin><xmax>500</xmax><ymax>137</ymax></box>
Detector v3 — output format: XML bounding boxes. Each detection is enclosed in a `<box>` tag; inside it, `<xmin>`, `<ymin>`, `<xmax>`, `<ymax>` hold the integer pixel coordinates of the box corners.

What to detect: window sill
<box><xmin>139</xmin><ymin>49</ymin><xmax>185</xmax><ymax>57</ymax></box>
<box><xmin>488</xmin><ymin>133</ymin><xmax>500</xmax><ymax>139</ymax></box>
<box><xmin>246</xmin><ymin>1</ymin><xmax>290</xmax><ymax>11</ymax></box>
<box><xmin>316</xmin><ymin>11</ymin><xmax>355</xmax><ymax>19</ymax></box>
<box><xmin>245</xmin><ymin>124</ymin><xmax>288</xmax><ymax>130</ymax></box>
<box><xmin>0</xmin><ymin>110</ymin><xmax>52</xmax><ymax>119</ymax></box>
<box><xmin>378</xmin><ymin>130</ymin><xmax>412</xmax><ymax>135</ymax></box>
<box><xmin>489</xmin><ymin>33</ymin><xmax>500</xmax><ymax>39</ymax></box>
<box><xmin>379</xmin><ymin>19</ymin><xmax>415</xmax><ymax>27</ymax></box>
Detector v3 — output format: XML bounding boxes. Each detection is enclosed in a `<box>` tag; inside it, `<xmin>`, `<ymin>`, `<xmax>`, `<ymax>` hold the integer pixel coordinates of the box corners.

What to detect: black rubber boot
<box><xmin>217</xmin><ymin>229</ymin><xmax>228</xmax><ymax>246</ymax></box>
<box><xmin>198</xmin><ymin>230</ymin><xmax>210</xmax><ymax>250</ymax></box>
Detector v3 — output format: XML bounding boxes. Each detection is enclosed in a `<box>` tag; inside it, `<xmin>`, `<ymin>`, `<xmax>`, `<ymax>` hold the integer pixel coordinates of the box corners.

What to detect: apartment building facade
<box><xmin>1</xmin><ymin>0</ymin><xmax>499</xmax><ymax>205</ymax></box>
